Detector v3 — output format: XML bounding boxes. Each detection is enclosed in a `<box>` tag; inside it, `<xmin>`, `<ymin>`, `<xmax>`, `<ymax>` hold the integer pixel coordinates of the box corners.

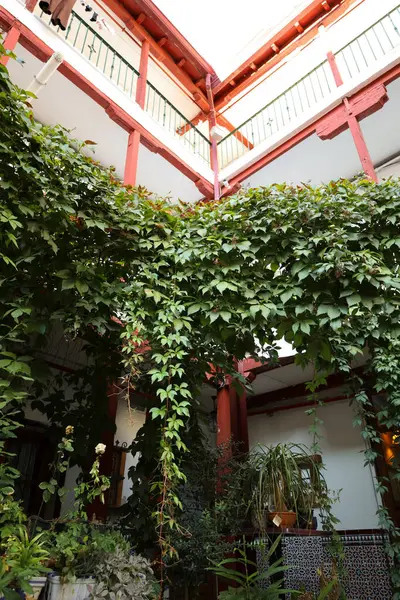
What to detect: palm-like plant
<box><xmin>209</xmin><ymin>536</ymin><xmax>294</xmax><ymax>600</ymax></box>
<box><xmin>245</xmin><ymin>443</ymin><xmax>328</xmax><ymax>531</ymax></box>
<box><xmin>1</xmin><ymin>526</ymin><xmax>50</xmax><ymax>599</ymax></box>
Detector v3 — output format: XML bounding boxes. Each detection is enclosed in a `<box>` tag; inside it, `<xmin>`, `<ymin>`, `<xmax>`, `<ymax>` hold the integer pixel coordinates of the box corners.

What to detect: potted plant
<box><xmin>45</xmin><ymin>520</ymin><xmax>131</xmax><ymax>600</ymax></box>
<box><xmin>0</xmin><ymin>526</ymin><xmax>50</xmax><ymax>600</ymax></box>
<box><xmin>245</xmin><ymin>444</ymin><xmax>328</xmax><ymax>531</ymax></box>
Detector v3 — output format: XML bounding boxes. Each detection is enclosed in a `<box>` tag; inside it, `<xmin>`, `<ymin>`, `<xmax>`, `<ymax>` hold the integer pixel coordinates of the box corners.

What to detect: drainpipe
<box><xmin>206</xmin><ymin>74</ymin><xmax>220</xmax><ymax>200</ymax></box>
<box><xmin>27</xmin><ymin>52</ymin><xmax>64</xmax><ymax>95</ymax></box>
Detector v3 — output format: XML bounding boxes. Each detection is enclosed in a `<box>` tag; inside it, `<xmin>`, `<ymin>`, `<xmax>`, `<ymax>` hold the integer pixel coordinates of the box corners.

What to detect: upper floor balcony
<box><xmin>2</xmin><ymin>0</ymin><xmax>400</xmax><ymax>197</ymax></box>
<box><xmin>217</xmin><ymin>0</ymin><xmax>400</xmax><ymax>180</ymax></box>
<box><xmin>34</xmin><ymin>2</ymin><xmax>212</xmax><ymax>166</ymax></box>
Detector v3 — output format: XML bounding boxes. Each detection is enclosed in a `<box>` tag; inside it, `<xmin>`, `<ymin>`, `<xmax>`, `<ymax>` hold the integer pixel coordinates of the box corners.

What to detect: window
<box><xmin>297</xmin><ymin>454</ymin><xmax>322</xmax><ymax>487</ymax></box>
<box><xmin>7</xmin><ymin>421</ymin><xmax>59</xmax><ymax>518</ymax></box>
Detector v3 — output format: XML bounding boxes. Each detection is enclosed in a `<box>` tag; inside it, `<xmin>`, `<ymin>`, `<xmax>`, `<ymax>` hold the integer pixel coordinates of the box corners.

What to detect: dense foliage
<box><xmin>1</xmin><ymin>48</ymin><xmax>400</xmax><ymax>595</ymax></box>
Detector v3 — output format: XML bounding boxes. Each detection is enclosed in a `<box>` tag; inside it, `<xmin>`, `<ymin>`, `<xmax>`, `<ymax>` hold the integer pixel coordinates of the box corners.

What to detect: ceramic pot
<box><xmin>268</xmin><ymin>511</ymin><xmax>297</xmax><ymax>528</ymax></box>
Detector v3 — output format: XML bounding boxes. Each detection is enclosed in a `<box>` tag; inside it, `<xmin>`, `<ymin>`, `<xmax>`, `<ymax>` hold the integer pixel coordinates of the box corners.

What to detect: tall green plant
<box><xmin>2</xmin><ymin>45</ymin><xmax>400</xmax><ymax>595</ymax></box>
<box><xmin>0</xmin><ymin>527</ymin><xmax>50</xmax><ymax>600</ymax></box>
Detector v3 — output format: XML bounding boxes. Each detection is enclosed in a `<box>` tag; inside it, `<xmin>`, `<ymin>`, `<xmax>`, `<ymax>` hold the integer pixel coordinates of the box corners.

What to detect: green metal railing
<box><xmin>146</xmin><ymin>81</ymin><xmax>211</xmax><ymax>163</ymax></box>
<box><xmin>218</xmin><ymin>4</ymin><xmax>400</xmax><ymax>169</ymax></box>
<box><xmin>335</xmin><ymin>5</ymin><xmax>400</xmax><ymax>82</ymax></box>
<box><xmin>217</xmin><ymin>61</ymin><xmax>333</xmax><ymax>168</ymax></box>
<box><xmin>38</xmin><ymin>10</ymin><xmax>211</xmax><ymax>165</ymax></box>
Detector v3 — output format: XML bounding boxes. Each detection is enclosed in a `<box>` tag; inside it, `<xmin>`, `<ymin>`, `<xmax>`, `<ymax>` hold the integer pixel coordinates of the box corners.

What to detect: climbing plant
<box><xmin>1</xmin><ymin>50</ymin><xmax>400</xmax><ymax>595</ymax></box>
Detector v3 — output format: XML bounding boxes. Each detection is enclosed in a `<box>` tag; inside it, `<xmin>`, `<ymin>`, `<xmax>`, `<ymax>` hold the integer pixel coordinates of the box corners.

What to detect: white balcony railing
<box><xmin>36</xmin><ymin>8</ymin><xmax>212</xmax><ymax>166</ymax></box>
<box><xmin>217</xmin><ymin>4</ymin><xmax>400</xmax><ymax>169</ymax></box>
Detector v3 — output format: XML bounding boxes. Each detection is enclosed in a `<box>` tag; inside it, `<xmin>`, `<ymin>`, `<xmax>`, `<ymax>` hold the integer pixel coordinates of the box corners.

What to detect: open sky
<box><xmin>154</xmin><ymin>0</ymin><xmax>310</xmax><ymax>79</ymax></box>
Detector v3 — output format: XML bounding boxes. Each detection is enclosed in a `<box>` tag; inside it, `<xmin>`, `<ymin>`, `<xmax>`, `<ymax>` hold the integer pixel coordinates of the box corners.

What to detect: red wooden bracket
<box><xmin>316</xmin><ymin>83</ymin><xmax>388</xmax><ymax>140</ymax></box>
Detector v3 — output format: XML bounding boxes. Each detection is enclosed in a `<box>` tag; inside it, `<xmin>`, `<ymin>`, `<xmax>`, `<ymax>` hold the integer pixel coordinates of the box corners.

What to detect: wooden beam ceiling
<box><xmin>102</xmin><ymin>0</ymin><xmax>213</xmax><ymax>111</ymax></box>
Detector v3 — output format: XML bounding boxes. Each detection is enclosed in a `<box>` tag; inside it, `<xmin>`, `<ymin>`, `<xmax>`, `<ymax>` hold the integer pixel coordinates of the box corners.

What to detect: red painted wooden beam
<box><xmin>217</xmin><ymin>114</ymin><xmax>254</xmax><ymax>150</ymax></box>
<box><xmin>127</xmin><ymin>0</ymin><xmax>215</xmax><ymax>78</ymax></box>
<box><xmin>316</xmin><ymin>83</ymin><xmax>388</xmax><ymax>140</ymax></box>
<box><xmin>248</xmin><ymin>367</ymin><xmax>364</xmax><ymax>411</ymax></box>
<box><xmin>136</xmin><ymin>39</ymin><xmax>150</xmax><ymax>109</ymax></box>
<box><xmin>188</xmin><ymin>0</ymin><xmax>362</xmax><ymax>128</ymax></box>
<box><xmin>220</xmin><ymin>60</ymin><xmax>400</xmax><ymax>195</ymax></box>
<box><xmin>124</xmin><ymin>130</ymin><xmax>141</xmax><ymax>186</ymax></box>
<box><xmin>217</xmin><ymin>385</ymin><xmax>232</xmax><ymax>448</ymax></box>
<box><xmin>25</xmin><ymin>0</ymin><xmax>39</xmax><ymax>11</ymax></box>
<box><xmin>323</xmin><ymin>43</ymin><xmax>378</xmax><ymax>182</ymax></box>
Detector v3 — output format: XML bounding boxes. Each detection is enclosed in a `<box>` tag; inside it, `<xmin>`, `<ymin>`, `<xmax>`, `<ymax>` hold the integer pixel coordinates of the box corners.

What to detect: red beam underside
<box><xmin>121</xmin><ymin>0</ymin><xmax>214</xmax><ymax>80</ymax></box>
<box><xmin>248</xmin><ymin>367</ymin><xmax>364</xmax><ymax>411</ymax></box>
<box><xmin>101</xmin><ymin>0</ymin><xmax>210</xmax><ymax>109</ymax></box>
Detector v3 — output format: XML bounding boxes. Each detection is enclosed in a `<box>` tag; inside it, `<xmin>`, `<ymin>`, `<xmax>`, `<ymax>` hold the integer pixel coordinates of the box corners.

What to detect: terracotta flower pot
<box><xmin>268</xmin><ymin>511</ymin><xmax>297</xmax><ymax>528</ymax></box>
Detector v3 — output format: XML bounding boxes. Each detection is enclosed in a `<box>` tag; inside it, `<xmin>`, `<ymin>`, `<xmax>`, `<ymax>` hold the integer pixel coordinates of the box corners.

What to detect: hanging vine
<box><xmin>1</xmin><ymin>48</ymin><xmax>400</xmax><ymax>595</ymax></box>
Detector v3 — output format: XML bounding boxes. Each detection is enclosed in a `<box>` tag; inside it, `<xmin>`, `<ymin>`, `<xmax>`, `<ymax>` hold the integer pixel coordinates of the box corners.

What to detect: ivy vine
<box><xmin>1</xmin><ymin>46</ymin><xmax>400</xmax><ymax>596</ymax></box>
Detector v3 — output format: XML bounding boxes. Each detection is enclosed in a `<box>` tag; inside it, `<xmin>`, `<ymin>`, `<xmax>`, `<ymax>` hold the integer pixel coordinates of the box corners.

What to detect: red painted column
<box><xmin>238</xmin><ymin>361</ymin><xmax>250</xmax><ymax>453</ymax></box>
<box><xmin>206</xmin><ymin>74</ymin><xmax>220</xmax><ymax>201</ymax></box>
<box><xmin>216</xmin><ymin>383</ymin><xmax>231</xmax><ymax>449</ymax></box>
<box><xmin>326</xmin><ymin>51</ymin><xmax>343</xmax><ymax>87</ymax></box>
<box><xmin>0</xmin><ymin>22</ymin><xmax>22</xmax><ymax>67</ymax></box>
<box><xmin>343</xmin><ymin>98</ymin><xmax>378</xmax><ymax>182</ymax></box>
<box><xmin>136</xmin><ymin>40</ymin><xmax>149</xmax><ymax>109</ymax></box>
<box><xmin>324</xmin><ymin>34</ymin><xmax>377</xmax><ymax>182</ymax></box>
<box><xmin>124</xmin><ymin>130</ymin><xmax>141</xmax><ymax>186</ymax></box>
<box><xmin>123</xmin><ymin>40</ymin><xmax>149</xmax><ymax>187</ymax></box>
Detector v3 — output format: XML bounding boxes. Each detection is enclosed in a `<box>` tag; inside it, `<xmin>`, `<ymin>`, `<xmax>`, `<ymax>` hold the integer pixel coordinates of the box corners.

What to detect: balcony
<box><xmin>35</xmin><ymin>5</ymin><xmax>211</xmax><ymax>167</ymax></box>
<box><xmin>218</xmin><ymin>3</ymin><xmax>400</xmax><ymax>170</ymax></box>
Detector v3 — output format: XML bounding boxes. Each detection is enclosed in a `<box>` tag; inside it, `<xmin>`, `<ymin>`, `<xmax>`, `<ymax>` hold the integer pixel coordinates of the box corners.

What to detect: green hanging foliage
<box><xmin>1</xmin><ymin>47</ymin><xmax>400</xmax><ymax>596</ymax></box>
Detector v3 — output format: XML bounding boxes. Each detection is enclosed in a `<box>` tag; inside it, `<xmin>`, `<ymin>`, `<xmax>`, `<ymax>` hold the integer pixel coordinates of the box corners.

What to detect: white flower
<box><xmin>95</xmin><ymin>443</ymin><xmax>106</xmax><ymax>455</ymax></box>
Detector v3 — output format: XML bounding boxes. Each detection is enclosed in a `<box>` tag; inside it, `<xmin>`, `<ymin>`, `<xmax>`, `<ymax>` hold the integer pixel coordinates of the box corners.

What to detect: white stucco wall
<box><xmin>377</xmin><ymin>157</ymin><xmax>400</xmax><ymax>181</ymax></box>
<box><xmin>114</xmin><ymin>399</ymin><xmax>146</xmax><ymax>503</ymax></box>
<box><xmin>248</xmin><ymin>400</ymin><xmax>380</xmax><ymax>530</ymax></box>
